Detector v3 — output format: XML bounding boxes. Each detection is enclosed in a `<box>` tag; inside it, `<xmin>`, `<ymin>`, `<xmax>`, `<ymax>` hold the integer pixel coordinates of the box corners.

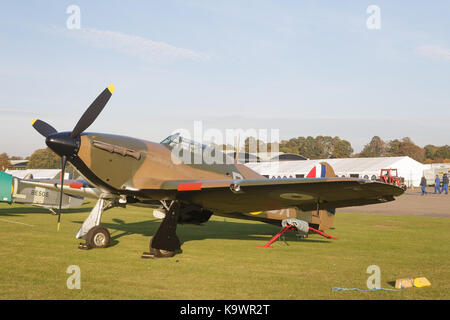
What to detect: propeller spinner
<box><xmin>31</xmin><ymin>84</ymin><xmax>115</xmax><ymax>231</ymax></box>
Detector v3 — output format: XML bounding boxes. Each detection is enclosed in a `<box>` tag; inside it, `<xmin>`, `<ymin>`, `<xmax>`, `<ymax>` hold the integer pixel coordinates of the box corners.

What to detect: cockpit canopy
<box><xmin>161</xmin><ymin>133</ymin><xmax>206</xmax><ymax>153</ymax></box>
<box><xmin>160</xmin><ymin>133</ymin><xmax>235</xmax><ymax>165</ymax></box>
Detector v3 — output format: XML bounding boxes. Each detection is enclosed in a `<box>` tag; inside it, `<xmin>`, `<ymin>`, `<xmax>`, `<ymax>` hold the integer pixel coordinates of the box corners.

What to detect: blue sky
<box><xmin>0</xmin><ymin>1</ymin><xmax>449</xmax><ymax>157</ymax></box>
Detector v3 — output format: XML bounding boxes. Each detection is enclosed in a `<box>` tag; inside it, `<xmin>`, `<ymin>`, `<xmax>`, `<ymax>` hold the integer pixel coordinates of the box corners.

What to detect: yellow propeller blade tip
<box><xmin>107</xmin><ymin>84</ymin><xmax>115</xmax><ymax>94</ymax></box>
<box><xmin>31</xmin><ymin>119</ymin><xmax>38</xmax><ymax>126</ymax></box>
<box><xmin>57</xmin><ymin>222</ymin><xmax>60</xmax><ymax>232</ymax></box>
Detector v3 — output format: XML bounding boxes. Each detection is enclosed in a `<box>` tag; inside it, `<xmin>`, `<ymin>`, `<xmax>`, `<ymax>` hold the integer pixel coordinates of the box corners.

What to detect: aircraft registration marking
<box><xmin>31</xmin><ymin>187</ymin><xmax>49</xmax><ymax>204</ymax></box>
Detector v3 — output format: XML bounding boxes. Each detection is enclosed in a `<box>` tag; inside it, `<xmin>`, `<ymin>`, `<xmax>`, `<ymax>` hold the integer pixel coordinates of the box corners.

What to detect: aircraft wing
<box><xmin>149</xmin><ymin>177</ymin><xmax>404</xmax><ymax>213</ymax></box>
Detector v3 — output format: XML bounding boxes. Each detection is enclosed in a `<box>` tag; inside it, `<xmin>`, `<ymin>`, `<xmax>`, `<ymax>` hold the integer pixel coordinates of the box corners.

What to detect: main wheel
<box><xmin>86</xmin><ymin>226</ymin><xmax>110</xmax><ymax>248</ymax></box>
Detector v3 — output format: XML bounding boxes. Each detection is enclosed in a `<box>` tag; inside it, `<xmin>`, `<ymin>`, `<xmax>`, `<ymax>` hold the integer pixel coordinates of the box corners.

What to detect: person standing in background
<box><xmin>434</xmin><ymin>175</ymin><xmax>441</xmax><ymax>194</ymax></box>
<box><xmin>441</xmin><ymin>173</ymin><xmax>449</xmax><ymax>195</ymax></box>
<box><xmin>420</xmin><ymin>175</ymin><xmax>427</xmax><ymax>195</ymax></box>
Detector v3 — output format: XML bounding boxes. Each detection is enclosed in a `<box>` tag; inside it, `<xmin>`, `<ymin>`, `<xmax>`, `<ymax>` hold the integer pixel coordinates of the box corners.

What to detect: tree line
<box><xmin>0</xmin><ymin>149</ymin><xmax>76</xmax><ymax>172</ymax></box>
<box><xmin>217</xmin><ymin>135</ymin><xmax>448</xmax><ymax>163</ymax></box>
<box><xmin>355</xmin><ymin>136</ymin><xmax>450</xmax><ymax>163</ymax></box>
<box><xmin>0</xmin><ymin>136</ymin><xmax>449</xmax><ymax>170</ymax></box>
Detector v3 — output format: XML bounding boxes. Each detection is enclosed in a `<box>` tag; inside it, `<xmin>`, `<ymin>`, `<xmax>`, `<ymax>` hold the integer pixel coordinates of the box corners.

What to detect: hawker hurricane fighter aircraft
<box><xmin>31</xmin><ymin>85</ymin><xmax>404</xmax><ymax>258</ymax></box>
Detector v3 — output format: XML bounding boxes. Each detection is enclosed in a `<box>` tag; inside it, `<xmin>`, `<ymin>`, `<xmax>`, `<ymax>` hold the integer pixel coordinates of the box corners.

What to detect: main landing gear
<box><xmin>142</xmin><ymin>201</ymin><xmax>182</xmax><ymax>259</ymax></box>
<box><xmin>76</xmin><ymin>198</ymin><xmax>117</xmax><ymax>250</ymax></box>
<box><xmin>76</xmin><ymin>198</ymin><xmax>184</xmax><ymax>258</ymax></box>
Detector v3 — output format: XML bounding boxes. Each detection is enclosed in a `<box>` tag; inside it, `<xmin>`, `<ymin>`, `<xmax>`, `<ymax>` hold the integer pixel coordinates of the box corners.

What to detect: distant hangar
<box><xmin>245</xmin><ymin>156</ymin><xmax>426</xmax><ymax>187</ymax></box>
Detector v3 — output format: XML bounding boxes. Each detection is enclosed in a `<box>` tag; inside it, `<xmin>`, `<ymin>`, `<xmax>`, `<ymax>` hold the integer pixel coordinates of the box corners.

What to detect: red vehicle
<box><xmin>379</xmin><ymin>169</ymin><xmax>407</xmax><ymax>190</ymax></box>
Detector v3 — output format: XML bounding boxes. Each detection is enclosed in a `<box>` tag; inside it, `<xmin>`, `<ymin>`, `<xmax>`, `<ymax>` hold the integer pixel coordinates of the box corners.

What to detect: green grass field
<box><xmin>0</xmin><ymin>201</ymin><xmax>449</xmax><ymax>300</ymax></box>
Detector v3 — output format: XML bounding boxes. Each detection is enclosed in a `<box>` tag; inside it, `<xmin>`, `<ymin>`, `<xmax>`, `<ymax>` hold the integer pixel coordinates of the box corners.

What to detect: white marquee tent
<box><xmin>5</xmin><ymin>169</ymin><xmax>71</xmax><ymax>180</ymax></box>
<box><xmin>245</xmin><ymin>156</ymin><xmax>427</xmax><ymax>187</ymax></box>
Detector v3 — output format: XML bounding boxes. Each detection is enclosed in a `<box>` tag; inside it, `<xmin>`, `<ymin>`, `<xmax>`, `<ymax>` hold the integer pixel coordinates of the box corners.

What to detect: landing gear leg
<box><xmin>76</xmin><ymin>198</ymin><xmax>115</xmax><ymax>249</ymax></box>
<box><xmin>143</xmin><ymin>201</ymin><xmax>181</xmax><ymax>258</ymax></box>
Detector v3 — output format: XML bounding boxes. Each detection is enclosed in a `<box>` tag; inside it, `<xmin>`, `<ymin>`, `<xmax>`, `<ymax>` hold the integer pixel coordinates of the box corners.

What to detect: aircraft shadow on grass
<box><xmin>71</xmin><ymin>217</ymin><xmax>332</xmax><ymax>248</ymax></box>
<box><xmin>0</xmin><ymin>205</ymin><xmax>332</xmax><ymax>246</ymax></box>
<box><xmin>0</xmin><ymin>205</ymin><xmax>92</xmax><ymax>217</ymax></box>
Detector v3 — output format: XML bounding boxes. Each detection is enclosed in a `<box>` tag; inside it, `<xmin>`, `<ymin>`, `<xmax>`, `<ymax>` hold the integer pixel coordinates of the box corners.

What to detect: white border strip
<box><xmin>0</xmin><ymin>219</ymin><xmax>34</xmax><ymax>227</ymax></box>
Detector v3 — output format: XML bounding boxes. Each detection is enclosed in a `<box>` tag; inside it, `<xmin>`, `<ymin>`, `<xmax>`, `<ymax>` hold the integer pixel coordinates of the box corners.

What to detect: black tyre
<box><xmin>86</xmin><ymin>226</ymin><xmax>110</xmax><ymax>248</ymax></box>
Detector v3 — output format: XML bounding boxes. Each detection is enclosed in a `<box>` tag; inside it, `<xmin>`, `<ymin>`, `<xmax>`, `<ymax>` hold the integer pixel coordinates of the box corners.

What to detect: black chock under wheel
<box><xmin>78</xmin><ymin>242</ymin><xmax>90</xmax><ymax>250</ymax></box>
<box><xmin>141</xmin><ymin>252</ymin><xmax>155</xmax><ymax>259</ymax></box>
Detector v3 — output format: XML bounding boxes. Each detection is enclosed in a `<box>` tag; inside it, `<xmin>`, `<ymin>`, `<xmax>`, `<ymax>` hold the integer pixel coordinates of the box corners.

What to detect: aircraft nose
<box><xmin>45</xmin><ymin>132</ymin><xmax>80</xmax><ymax>159</ymax></box>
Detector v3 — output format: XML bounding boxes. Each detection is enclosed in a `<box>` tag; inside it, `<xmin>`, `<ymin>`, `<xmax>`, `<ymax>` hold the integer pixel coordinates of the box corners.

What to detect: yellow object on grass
<box><xmin>413</xmin><ymin>277</ymin><xmax>431</xmax><ymax>288</ymax></box>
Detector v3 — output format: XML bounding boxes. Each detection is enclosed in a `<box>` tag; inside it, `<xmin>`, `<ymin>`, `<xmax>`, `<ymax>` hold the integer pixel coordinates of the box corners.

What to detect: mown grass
<box><xmin>0</xmin><ymin>201</ymin><xmax>449</xmax><ymax>300</ymax></box>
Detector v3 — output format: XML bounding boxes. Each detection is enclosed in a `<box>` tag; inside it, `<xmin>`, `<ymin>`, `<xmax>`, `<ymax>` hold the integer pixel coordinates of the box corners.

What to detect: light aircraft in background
<box><xmin>0</xmin><ymin>170</ymin><xmax>91</xmax><ymax>213</ymax></box>
<box><xmin>30</xmin><ymin>85</ymin><xmax>404</xmax><ymax>257</ymax></box>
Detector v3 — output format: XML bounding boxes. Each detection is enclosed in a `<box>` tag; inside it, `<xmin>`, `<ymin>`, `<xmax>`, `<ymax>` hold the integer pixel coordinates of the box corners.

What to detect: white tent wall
<box><xmin>423</xmin><ymin>163</ymin><xmax>450</xmax><ymax>184</ymax></box>
<box><xmin>390</xmin><ymin>157</ymin><xmax>427</xmax><ymax>187</ymax></box>
<box><xmin>245</xmin><ymin>160</ymin><xmax>318</xmax><ymax>179</ymax></box>
<box><xmin>245</xmin><ymin>156</ymin><xmax>426</xmax><ymax>187</ymax></box>
<box><xmin>5</xmin><ymin>169</ymin><xmax>71</xmax><ymax>180</ymax></box>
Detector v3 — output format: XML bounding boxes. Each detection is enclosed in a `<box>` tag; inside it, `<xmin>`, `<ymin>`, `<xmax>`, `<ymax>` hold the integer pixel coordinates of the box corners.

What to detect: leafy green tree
<box><xmin>359</xmin><ymin>136</ymin><xmax>386</xmax><ymax>157</ymax></box>
<box><xmin>434</xmin><ymin>145</ymin><xmax>450</xmax><ymax>160</ymax></box>
<box><xmin>26</xmin><ymin>148</ymin><xmax>61</xmax><ymax>169</ymax></box>
<box><xmin>424</xmin><ymin>144</ymin><xmax>438</xmax><ymax>160</ymax></box>
<box><xmin>331</xmin><ymin>137</ymin><xmax>354</xmax><ymax>158</ymax></box>
<box><xmin>26</xmin><ymin>148</ymin><xmax>78</xmax><ymax>176</ymax></box>
<box><xmin>0</xmin><ymin>153</ymin><xmax>12</xmax><ymax>171</ymax></box>
<box><xmin>244</xmin><ymin>137</ymin><xmax>267</xmax><ymax>153</ymax></box>
<box><xmin>279</xmin><ymin>136</ymin><xmax>353</xmax><ymax>159</ymax></box>
<box><xmin>386</xmin><ymin>137</ymin><xmax>425</xmax><ymax>162</ymax></box>
<box><xmin>423</xmin><ymin>144</ymin><xmax>450</xmax><ymax>162</ymax></box>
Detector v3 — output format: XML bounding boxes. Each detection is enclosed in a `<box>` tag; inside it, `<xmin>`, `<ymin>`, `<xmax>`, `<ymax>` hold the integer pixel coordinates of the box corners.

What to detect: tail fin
<box><xmin>53</xmin><ymin>171</ymin><xmax>72</xmax><ymax>180</ymax></box>
<box><xmin>0</xmin><ymin>171</ymin><xmax>13</xmax><ymax>203</ymax></box>
<box><xmin>306</xmin><ymin>162</ymin><xmax>336</xmax><ymax>178</ymax></box>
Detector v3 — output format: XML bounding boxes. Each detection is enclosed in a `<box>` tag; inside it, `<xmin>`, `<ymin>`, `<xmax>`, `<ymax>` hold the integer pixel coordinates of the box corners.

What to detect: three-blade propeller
<box><xmin>31</xmin><ymin>84</ymin><xmax>115</xmax><ymax>231</ymax></box>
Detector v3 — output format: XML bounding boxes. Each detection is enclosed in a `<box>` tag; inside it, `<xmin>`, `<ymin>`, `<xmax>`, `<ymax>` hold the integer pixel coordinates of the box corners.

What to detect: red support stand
<box><xmin>257</xmin><ymin>225</ymin><xmax>295</xmax><ymax>248</ymax></box>
<box><xmin>308</xmin><ymin>226</ymin><xmax>338</xmax><ymax>240</ymax></box>
<box><xmin>258</xmin><ymin>224</ymin><xmax>338</xmax><ymax>248</ymax></box>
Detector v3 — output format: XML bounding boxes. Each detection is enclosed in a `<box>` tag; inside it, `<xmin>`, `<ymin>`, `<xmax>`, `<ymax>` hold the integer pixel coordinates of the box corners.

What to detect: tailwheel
<box><xmin>86</xmin><ymin>225</ymin><xmax>111</xmax><ymax>248</ymax></box>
